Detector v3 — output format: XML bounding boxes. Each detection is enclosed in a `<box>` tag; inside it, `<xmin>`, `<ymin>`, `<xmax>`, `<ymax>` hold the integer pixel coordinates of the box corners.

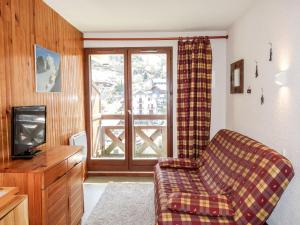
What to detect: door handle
<box><xmin>128</xmin><ymin>110</ymin><xmax>132</xmax><ymax>115</ymax></box>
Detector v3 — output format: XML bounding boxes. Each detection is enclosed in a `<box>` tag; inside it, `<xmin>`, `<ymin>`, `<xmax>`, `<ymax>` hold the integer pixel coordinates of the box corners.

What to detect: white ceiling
<box><xmin>43</xmin><ymin>0</ymin><xmax>256</xmax><ymax>32</ymax></box>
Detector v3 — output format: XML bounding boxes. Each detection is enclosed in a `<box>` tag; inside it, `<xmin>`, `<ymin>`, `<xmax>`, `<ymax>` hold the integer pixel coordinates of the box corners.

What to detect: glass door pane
<box><xmin>90</xmin><ymin>54</ymin><xmax>125</xmax><ymax>159</ymax></box>
<box><xmin>131</xmin><ymin>53</ymin><xmax>168</xmax><ymax>160</ymax></box>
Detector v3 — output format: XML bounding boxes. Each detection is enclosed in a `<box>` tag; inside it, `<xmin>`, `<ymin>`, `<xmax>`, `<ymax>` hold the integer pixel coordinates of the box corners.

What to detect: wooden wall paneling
<box><xmin>0</xmin><ymin>0</ymin><xmax>5</xmax><ymax>163</ymax></box>
<box><xmin>0</xmin><ymin>0</ymin><xmax>12</xmax><ymax>163</ymax></box>
<box><xmin>0</xmin><ymin>0</ymin><xmax>85</xmax><ymax>161</ymax></box>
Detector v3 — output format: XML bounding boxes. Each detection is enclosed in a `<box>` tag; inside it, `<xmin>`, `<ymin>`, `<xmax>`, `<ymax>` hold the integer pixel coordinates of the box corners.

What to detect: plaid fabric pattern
<box><xmin>177</xmin><ymin>37</ymin><xmax>212</xmax><ymax>159</ymax></box>
<box><xmin>154</xmin><ymin>165</ymin><xmax>236</xmax><ymax>225</ymax></box>
<box><xmin>167</xmin><ymin>192</ymin><xmax>235</xmax><ymax>217</ymax></box>
<box><xmin>158</xmin><ymin>157</ymin><xmax>202</xmax><ymax>169</ymax></box>
<box><xmin>154</xmin><ymin>129</ymin><xmax>294</xmax><ymax>225</ymax></box>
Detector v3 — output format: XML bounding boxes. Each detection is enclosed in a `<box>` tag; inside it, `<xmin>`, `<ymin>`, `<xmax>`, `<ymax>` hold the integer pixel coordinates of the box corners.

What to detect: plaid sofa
<box><xmin>154</xmin><ymin>129</ymin><xmax>294</xmax><ymax>225</ymax></box>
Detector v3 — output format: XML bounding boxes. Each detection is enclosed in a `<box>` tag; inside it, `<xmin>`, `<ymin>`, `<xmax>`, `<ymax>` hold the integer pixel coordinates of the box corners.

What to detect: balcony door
<box><xmin>85</xmin><ymin>48</ymin><xmax>173</xmax><ymax>171</ymax></box>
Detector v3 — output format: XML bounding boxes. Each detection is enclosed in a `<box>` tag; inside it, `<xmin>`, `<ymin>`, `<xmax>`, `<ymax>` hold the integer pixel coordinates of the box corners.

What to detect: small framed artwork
<box><xmin>35</xmin><ymin>45</ymin><xmax>61</xmax><ymax>92</ymax></box>
<box><xmin>230</xmin><ymin>59</ymin><xmax>244</xmax><ymax>94</ymax></box>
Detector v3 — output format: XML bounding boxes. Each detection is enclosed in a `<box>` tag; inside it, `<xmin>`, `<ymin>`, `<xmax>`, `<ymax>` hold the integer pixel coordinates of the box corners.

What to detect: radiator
<box><xmin>69</xmin><ymin>131</ymin><xmax>87</xmax><ymax>160</ymax></box>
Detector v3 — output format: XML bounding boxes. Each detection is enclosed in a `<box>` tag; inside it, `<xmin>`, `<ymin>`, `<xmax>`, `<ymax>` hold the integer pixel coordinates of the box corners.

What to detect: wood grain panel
<box><xmin>42</xmin><ymin>175</ymin><xmax>68</xmax><ymax>225</ymax></box>
<box><xmin>0</xmin><ymin>196</ymin><xmax>29</xmax><ymax>225</ymax></box>
<box><xmin>0</xmin><ymin>193</ymin><xmax>29</xmax><ymax>225</ymax></box>
<box><xmin>67</xmin><ymin>162</ymin><xmax>83</xmax><ymax>225</ymax></box>
<box><xmin>0</xmin><ymin>0</ymin><xmax>85</xmax><ymax>162</ymax></box>
<box><xmin>0</xmin><ymin>210</ymin><xmax>15</xmax><ymax>225</ymax></box>
<box><xmin>43</xmin><ymin>160</ymin><xmax>67</xmax><ymax>189</ymax></box>
<box><xmin>13</xmin><ymin>196</ymin><xmax>29</xmax><ymax>225</ymax></box>
<box><xmin>67</xmin><ymin>151</ymin><xmax>82</xmax><ymax>171</ymax></box>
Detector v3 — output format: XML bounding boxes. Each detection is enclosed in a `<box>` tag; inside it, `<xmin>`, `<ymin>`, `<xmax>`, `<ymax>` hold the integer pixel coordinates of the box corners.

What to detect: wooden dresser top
<box><xmin>0</xmin><ymin>146</ymin><xmax>82</xmax><ymax>173</ymax></box>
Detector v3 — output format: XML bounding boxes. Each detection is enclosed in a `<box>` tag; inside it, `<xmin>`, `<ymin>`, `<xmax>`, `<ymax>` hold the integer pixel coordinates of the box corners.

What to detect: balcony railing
<box><xmin>92</xmin><ymin>114</ymin><xmax>167</xmax><ymax>159</ymax></box>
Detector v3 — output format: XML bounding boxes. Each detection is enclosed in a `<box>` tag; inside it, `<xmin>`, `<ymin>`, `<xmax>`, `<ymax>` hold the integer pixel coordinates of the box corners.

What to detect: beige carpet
<box><xmin>85</xmin><ymin>182</ymin><xmax>155</xmax><ymax>225</ymax></box>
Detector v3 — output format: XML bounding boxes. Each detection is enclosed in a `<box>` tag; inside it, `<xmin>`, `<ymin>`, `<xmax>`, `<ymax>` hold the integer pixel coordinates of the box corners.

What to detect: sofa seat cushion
<box><xmin>154</xmin><ymin>165</ymin><xmax>237</xmax><ymax>225</ymax></box>
<box><xmin>156</xmin><ymin>165</ymin><xmax>206</xmax><ymax>194</ymax></box>
<box><xmin>167</xmin><ymin>192</ymin><xmax>235</xmax><ymax>217</ymax></box>
<box><xmin>158</xmin><ymin>157</ymin><xmax>202</xmax><ymax>169</ymax></box>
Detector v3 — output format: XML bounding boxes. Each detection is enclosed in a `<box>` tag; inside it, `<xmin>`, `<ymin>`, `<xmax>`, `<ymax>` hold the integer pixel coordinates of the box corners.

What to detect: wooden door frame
<box><xmin>127</xmin><ymin>47</ymin><xmax>173</xmax><ymax>171</ymax></box>
<box><xmin>84</xmin><ymin>47</ymin><xmax>173</xmax><ymax>172</ymax></box>
<box><xmin>85</xmin><ymin>48</ymin><xmax>129</xmax><ymax>171</ymax></box>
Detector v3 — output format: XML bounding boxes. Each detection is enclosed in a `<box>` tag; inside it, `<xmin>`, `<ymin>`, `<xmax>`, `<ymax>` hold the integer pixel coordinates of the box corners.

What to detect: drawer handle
<box><xmin>73</xmin><ymin>162</ymin><xmax>80</xmax><ymax>167</ymax></box>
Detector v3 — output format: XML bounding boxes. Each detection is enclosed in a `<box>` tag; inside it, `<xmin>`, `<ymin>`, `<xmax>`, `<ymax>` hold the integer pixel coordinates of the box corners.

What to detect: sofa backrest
<box><xmin>200</xmin><ymin>129</ymin><xmax>294</xmax><ymax>225</ymax></box>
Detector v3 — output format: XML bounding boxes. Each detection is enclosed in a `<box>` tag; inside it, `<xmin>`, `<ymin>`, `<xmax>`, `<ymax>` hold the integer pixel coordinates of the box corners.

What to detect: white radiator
<box><xmin>69</xmin><ymin>131</ymin><xmax>87</xmax><ymax>160</ymax></box>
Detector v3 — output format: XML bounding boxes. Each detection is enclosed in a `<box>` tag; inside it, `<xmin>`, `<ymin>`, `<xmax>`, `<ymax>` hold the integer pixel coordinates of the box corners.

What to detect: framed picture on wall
<box><xmin>35</xmin><ymin>45</ymin><xmax>61</xmax><ymax>93</ymax></box>
<box><xmin>230</xmin><ymin>59</ymin><xmax>244</xmax><ymax>94</ymax></box>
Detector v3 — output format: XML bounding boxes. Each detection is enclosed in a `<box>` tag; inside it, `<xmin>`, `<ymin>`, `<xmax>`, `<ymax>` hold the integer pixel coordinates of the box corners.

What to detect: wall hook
<box><xmin>261</xmin><ymin>88</ymin><xmax>265</xmax><ymax>105</ymax></box>
<box><xmin>255</xmin><ymin>61</ymin><xmax>259</xmax><ymax>78</ymax></box>
<box><xmin>268</xmin><ymin>42</ymin><xmax>273</xmax><ymax>62</ymax></box>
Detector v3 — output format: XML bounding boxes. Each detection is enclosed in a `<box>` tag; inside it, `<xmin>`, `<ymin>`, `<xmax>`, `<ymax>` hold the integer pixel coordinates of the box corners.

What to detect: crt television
<box><xmin>11</xmin><ymin>105</ymin><xmax>46</xmax><ymax>159</ymax></box>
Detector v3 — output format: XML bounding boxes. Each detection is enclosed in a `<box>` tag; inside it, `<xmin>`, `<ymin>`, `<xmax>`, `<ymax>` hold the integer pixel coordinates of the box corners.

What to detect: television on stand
<box><xmin>11</xmin><ymin>105</ymin><xmax>46</xmax><ymax>159</ymax></box>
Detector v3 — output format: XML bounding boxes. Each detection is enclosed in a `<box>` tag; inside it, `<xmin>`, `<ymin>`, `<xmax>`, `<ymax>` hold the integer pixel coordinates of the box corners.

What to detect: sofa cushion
<box><xmin>158</xmin><ymin>157</ymin><xmax>202</xmax><ymax>169</ymax></box>
<box><xmin>154</xmin><ymin>165</ymin><xmax>237</xmax><ymax>225</ymax></box>
<box><xmin>167</xmin><ymin>192</ymin><xmax>235</xmax><ymax>217</ymax></box>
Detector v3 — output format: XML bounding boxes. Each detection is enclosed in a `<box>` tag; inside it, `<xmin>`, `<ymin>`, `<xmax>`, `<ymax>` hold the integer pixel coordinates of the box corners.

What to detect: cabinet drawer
<box><xmin>67</xmin><ymin>152</ymin><xmax>82</xmax><ymax>171</ymax></box>
<box><xmin>43</xmin><ymin>160</ymin><xmax>67</xmax><ymax>189</ymax></box>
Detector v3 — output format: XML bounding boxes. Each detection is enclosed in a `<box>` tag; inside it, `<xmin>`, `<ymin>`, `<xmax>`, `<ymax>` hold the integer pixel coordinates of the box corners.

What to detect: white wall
<box><xmin>227</xmin><ymin>0</ymin><xmax>300</xmax><ymax>224</ymax></box>
<box><xmin>84</xmin><ymin>31</ymin><xmax>227</xmax><ymax>157</ymax></box>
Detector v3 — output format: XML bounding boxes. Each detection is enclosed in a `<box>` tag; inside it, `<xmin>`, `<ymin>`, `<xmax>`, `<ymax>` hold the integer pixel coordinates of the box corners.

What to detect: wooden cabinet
<box><xmin>0</xmin><ymin>146</ymin><xmax>84</xmax><ymax>225</ymax></box>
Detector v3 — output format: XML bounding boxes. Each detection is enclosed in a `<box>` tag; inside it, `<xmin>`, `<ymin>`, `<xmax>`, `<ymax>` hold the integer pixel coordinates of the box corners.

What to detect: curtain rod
<box><xmin>82</xmin><ymin>35</ymin><xmax>228</xmax><ymax>41</ymax></box>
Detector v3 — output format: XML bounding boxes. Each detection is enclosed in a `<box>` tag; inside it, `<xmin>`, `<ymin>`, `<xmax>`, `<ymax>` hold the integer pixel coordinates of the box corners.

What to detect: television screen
<box><xmin>12</xmin><ymin>105</ymin><xmax>46</xmax><ymax>156</ymax></box>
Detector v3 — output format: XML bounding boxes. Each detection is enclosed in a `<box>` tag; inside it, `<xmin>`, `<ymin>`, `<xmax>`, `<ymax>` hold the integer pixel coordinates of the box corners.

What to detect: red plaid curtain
<box><xmin>177</xmin><ymin>37</ymin><xmax>212</xmax><ymax>159</ymax></box>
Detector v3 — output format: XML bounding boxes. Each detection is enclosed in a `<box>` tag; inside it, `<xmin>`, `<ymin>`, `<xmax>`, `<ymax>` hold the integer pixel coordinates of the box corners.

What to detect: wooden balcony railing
<box><xmin>92</xmin><ymin>114</ymin><xmax>167</xmax><ymax>158</ymax></box>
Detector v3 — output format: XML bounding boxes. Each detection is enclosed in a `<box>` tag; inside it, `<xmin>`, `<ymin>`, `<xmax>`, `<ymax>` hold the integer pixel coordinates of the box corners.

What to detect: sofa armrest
<box><xmin>158</xmin><ymin>157</ymin><xmax>201</xmax><ymax>169</ymax></box>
